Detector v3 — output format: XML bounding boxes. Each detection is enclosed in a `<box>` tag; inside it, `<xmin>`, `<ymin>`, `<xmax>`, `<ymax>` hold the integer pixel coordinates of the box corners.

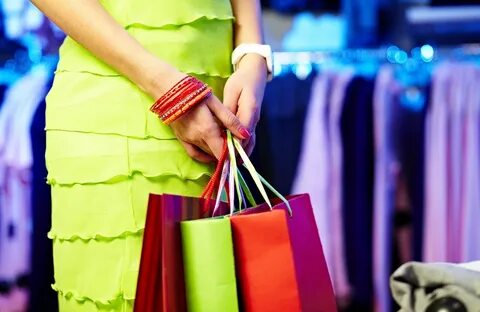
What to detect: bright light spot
<box><xmin>294</xmin><ymin>63</ymin><xmax>313</xmax><ymax>80</ymax></box>
<box><xmin>420</xmin><ymin>44</ymin><xmax>434</xmax><ymax>62</ymax></box>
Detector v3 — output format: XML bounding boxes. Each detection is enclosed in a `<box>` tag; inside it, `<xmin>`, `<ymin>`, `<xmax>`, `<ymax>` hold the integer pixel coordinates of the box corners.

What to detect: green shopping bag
<box><xmin>179</xmin><ymin>131</ymin><xmax>279</xmax><ymax>312</ymax></box>
<box><xmin>181</xmin><ymin>216</ymin><xmax>239</xmax><ymax>312</ymax></box>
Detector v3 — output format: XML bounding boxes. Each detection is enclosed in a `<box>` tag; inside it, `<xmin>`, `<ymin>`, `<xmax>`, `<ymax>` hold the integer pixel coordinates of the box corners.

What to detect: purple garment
<box><xmin>293</xmin><ymin>73</ymin><xmax>333</xmax><ymax>283</ymax></box>
<box><xmin>327</xmin><ymin>70</ymin><xmax>355</xmax><ymax>300</ymax></box>
<box><xmin>0</xmin><ymin>65</ymin><xmax>49</xmax><ymax>292</ymax></box>
<box><xmin>373</xmin><ymin>65</ymin><xmax>399</xmax><ymax>312</ymax></box>
<box><xmin>424</xmin><ymin>63</ymin><xmax>480</xmax><ymax>263</ymax></box>
<box><xmin>423</xmin><ymin>64</ymin><xmax>449</xmax><ymax>262</ymax></box>
<box><xmin>447</xmin><ymin>65</ymin><xmax>464</xmax><ymax>262</ymax></box>
<box><xmin>292</xmin><ymin>70</ymin><xmax>354</xmax><ymax>300</ymax></box>
<box><xmin>460</xmin><ymin>66</ymin><xmax>480</xmax><ymax>261</ymax></box>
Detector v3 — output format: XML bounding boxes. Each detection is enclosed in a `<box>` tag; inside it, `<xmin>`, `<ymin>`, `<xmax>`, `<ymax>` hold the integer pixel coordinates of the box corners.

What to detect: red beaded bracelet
<box><xmin>163</xmin><ymin>87</ymin><xmax>212</xmax><ymax>124</ymax></box>
<box><xmin>150</xmin><ymin>75</ymin><xmax>212</xmax><ymax>125</ymax></box>
<box><xmin>150</xmin><ymin>76</ymin><xmax>192</xmax><ymax>112</ymax></box>
<box><xmin>151</xmin><ymin>77</ymin><xmax>201</xmax><ymax>115</ymax></box>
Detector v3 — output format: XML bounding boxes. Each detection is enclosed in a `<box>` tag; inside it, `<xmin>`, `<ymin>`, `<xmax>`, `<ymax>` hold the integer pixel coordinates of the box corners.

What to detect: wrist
<box><xmin>137</xmin><ymin>56</ymin><xmax>186</xmax><ymax>99</ymax></box>
<box><xmin>232</xmin><ymin>43</ymin><xmax>273</xmax><ymax>81</ymax></box>
<box><xmin>150</xmin><ymin>75</ymin><xmax>211</xmax><ymax>125</ymax></box>
<box><xmin>236</xmin><ymin>54</ymin><xmax>268</xmax><ymax>79</ymax></box>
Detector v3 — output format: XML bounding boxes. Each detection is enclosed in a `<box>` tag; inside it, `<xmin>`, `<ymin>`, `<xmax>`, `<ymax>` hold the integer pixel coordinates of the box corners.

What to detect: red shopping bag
<box><xmin>230</xmin><ymin>209</ymin><xmax>302</xmax><ymax>312</ymax></box>
<box><xmin>134</xmin><ymin>142</ymin><xmax>228</xmax><ymax>312</ymax></box>
<box><xmin>134</xmin><ymin>194</ymin><xmax>226</xmax><ymax>312</ymax></box>
<box><xmin>233</xmin><ymin>194</ymin><xmax>337</xmax><ymax>312</ymax></box>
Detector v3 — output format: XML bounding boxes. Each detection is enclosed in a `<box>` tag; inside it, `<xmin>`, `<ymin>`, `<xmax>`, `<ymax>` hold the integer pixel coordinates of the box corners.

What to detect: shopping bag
<box><xmin>229</xmin><ymin>133</ymin><xmax>337</xmax><ymax>312</ymax></box>
<box><xmin>235</xmin><ymin>195</ymin><xmax>337</xmax><ymax>312</ymax></box>
<box><xmin>181</xmin><ymin>217</ymin><xmax>239</xmax><ymax>312</ymax></box>
<box><xmin>134</xmin><ymin>142</ymin><xmax>229</xmax><ymax>312</ymax></box>
<box><xmin>230</xmin><ymin>208</ymin><xmax>302</xmax><ymax>312</ymax></box>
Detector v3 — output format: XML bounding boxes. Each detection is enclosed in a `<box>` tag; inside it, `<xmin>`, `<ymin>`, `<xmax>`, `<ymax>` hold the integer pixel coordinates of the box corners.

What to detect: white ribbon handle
<box><xmin>227</xmin><ymin>131</ymin><xmax>243</xmax><ymax>213</ymax></box>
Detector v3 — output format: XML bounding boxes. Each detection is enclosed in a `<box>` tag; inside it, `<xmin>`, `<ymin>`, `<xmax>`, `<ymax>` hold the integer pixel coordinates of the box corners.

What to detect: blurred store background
<box><xmin>1</xmin><ymin>0</ymin><xmax>480</xmax><ymax>311</ymax></box>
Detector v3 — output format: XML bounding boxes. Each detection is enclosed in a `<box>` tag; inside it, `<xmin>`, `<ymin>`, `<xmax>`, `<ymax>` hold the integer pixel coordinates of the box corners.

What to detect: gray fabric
<box><xmin>390</xmin><ymin>262</ymin><xmax>480</xmax><ymax>312</ymax></box>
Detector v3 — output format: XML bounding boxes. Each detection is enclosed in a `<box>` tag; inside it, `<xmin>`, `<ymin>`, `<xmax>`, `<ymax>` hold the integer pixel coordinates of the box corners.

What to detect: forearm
<box><xmin>30</xmin><ymin>0</ymin><xmax>180</xmax><ymax>98</ymax></box>
<box><xmin>230</xmin><ymin>0</ymin><xmax>264</xmax><ymax>45</ymax></box>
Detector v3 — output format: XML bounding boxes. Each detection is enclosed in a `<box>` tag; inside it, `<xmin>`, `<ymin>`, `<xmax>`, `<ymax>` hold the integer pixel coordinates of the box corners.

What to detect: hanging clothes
<box><xmin>373</xmin><ymin>64</ymin><xmax>430</xmax><ymax>312</ymax></box>
<box><xmin>29</xmin><ymin>77</ymin><xmax>57</xmax><ymax>312</ymax></box>
<box><xmin>340</xmin><ymin>76</ymin><xmax>375</xmax><ymax>312</ymax></box>
<box><xmin>292</xmin><ymin>70</ymin><xmax>354</xmax><ymax>303</ymax></box>
<box><xmin>292</xmin><ymin>73</ymin><xmax>332</xmax><ymax>282</ymax></box>
<box><xmin>0</xmin><ymin>64</ymin><xmax>51</xmax><ymax>311</ymax></box>
<box><xmin>390</xmin><ymin>82</ymin><xmax>428</xmax><ymax>264</ymax></box>
<box><xmin>251</xmin><ymin>72</ymin><xmax>316</xmax><ymax>195</ymax></box>
<box><xmin>372</xmin><ymin>65</ymin><xmax>398</xmax><ymax>312</ymax></box>
<box><xmin>424</xmin><ymin>63</ymin><xmax>480</xmax><ymax>263</ymax></box>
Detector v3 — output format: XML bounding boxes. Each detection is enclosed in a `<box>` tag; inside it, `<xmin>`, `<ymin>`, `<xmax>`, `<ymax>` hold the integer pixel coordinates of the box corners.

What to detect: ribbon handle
<box><xmin>200</xmin><ymin>137</ymin><xmax>228</xmax><ymax>214</ymax></box>
<box><xmin>231</xmin><ymin>134</ymin><xmax>293</xmax><ymax>216</ymax></box>
<box><xmin>201</xmin><ymin>131</ymin><xmax>291</xmax><ymax>216</ymax></box>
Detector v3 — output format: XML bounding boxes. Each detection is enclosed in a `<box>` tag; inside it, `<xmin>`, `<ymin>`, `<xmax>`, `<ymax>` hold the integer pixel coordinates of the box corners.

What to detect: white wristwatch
<box><xmin>232</xmin><ymin>43</ymin><xmax>273</xmax><ymax>81</ymax></box>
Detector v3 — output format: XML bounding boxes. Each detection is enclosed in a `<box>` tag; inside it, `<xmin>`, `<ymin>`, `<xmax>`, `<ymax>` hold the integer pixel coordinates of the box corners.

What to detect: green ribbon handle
<box><xmin>236</xmin><ymin>168</ymin><xmax>257</xmax><ymax>207</ymax></box>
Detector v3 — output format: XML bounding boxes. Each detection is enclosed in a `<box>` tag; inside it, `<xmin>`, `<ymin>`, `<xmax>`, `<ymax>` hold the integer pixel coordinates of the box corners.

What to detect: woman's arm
<box><xmin>31</xmin><ymin>0</ymin><xmax>249</xmax><ymax>161</ymax></box>
<box><xmin>225</xmin><ymin>0</ymin><xmax>268</xmax><ymax>154</ymax></box>
<box><xmin>230</xmin><ymin>0</ymin><xmax>264</xmax><ymax>45</ymax></box>
<box><xmin>31</xmin><ymin>0</ymin><xmax>178</xmax><ymax>97</ymax></box>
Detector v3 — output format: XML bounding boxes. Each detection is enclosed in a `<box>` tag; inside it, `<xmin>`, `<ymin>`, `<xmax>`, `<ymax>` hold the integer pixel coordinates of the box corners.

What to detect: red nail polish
<box><xmin>239</xmin><ymin>128</ymin><xmax>251</xmax><ymax>139</ymax></box>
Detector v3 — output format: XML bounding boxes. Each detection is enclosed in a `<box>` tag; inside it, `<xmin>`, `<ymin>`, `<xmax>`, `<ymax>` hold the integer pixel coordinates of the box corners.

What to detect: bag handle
<box><xmin>202</xmin><ymin>131</ymin><xmax>292</xmax><ymax>216</ymax></box>
<box><xmin>201</xmin><ymin>137</ymin><xmax>229</xmax><ymax>214</ymax></box>
<box><xmin>205</xmin><ymin>131</ymin><xmax>251</xmax><ymax>216</ymax></box>
<box><xmin>231</xmin><ymin>134</ymin><xmax>293</xmax><ymax>216</ymax></box>
<box><xmin>212</xmin><ymin>159</ymin><xmax>230</xmax><ymax>216</ymax></box>
<box><xmin>212</xmin><ymin>131</ymin><xmax>253</xmax><ymax>216</ymax></box>
<box><xmin>230</xmin><ymin>134</ymin><xmax>272</xmax><ymax>208</ymax></box>
<box><xmin>237</xmin><ymin>169</ymin><xmax>257</xmax><ymax>208</ymax></box>
<box><xmin>226</xmin><ymin>131</ymin><xmax>243</xmax><ymax>212</ymax></box>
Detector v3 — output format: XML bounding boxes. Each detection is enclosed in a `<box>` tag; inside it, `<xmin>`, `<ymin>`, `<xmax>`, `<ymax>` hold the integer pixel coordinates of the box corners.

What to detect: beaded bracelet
<box><xmin>150</xmin><ymin>76</ymin><xmax>200</xmax><ymax>115</ymax></box>
<box><xmin>150</xmin><ymin>75</ymin><xmax>212</xmax><ymax>125</ymax></box>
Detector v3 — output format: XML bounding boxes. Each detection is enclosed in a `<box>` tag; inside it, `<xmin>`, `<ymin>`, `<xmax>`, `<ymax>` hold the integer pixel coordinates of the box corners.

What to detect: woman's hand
<box><xmin>170</xmin><ymin>93</ymin><xmax>250</xmax><ymax>163</ymax></box>
<box><xmin>148</xmin><ymin>71</ymin><xmax>250</xmax><ymax>163</ymax></box>
<box><xmin>223</xmin><ymin>54</ymin><xmax>268</xmax><ymax>155</ymax></box>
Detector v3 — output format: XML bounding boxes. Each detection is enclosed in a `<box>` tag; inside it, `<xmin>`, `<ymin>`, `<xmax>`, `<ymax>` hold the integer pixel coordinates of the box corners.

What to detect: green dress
<box><xmin>45</xmin><ymin>0</ymin><xmax>233</xmax><ymax>310</ymax></box>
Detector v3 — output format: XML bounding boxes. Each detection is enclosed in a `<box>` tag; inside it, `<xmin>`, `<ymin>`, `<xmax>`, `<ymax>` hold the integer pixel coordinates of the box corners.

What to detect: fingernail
<box><xmin>239</xmin><ymin>128</ymin><xmax>251</xmax><ymax>139</ymax></box>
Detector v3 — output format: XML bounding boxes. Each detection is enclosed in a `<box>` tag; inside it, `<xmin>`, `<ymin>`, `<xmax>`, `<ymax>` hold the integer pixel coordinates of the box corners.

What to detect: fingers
<box><xmin>236</xmin><ymin>91</ymin><xmax>261</xmax><ymax>133</ymax></box>
<box><xmin>179</xmin><ymin>140</ymin><xmax>215</xmax><ymax>163</ymax></box>
<box><xmin>244</xmin><ymin>133</ymin><xmax>256</xmax><ymax>156</ymax></box>
<box><xmin>223</xmin><ymin>78</ymin><xmax>241</xmax><ymax>114</ymax></box>
<box><xmin>206</xmin><ymin>97</ymin><xmax>250</xmax><ymax>140</ymax></box>
<box><xmin>203</xmin><ymin>136</ymin><xmax>225</xmax><ymax>160</ymax></box>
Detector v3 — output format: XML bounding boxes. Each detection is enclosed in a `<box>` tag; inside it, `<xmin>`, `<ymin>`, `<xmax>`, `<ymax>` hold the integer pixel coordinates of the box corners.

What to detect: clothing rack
<box><xmin>273</xmin><ymin>43</ymin><xmax>480</xmax><ymax>66</ymax></box>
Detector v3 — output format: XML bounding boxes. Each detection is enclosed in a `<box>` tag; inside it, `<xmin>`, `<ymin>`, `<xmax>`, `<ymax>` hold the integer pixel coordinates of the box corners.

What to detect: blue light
<box><xmin>420</xmin><ymin>45</ymin><xmax>434</xmax><ymax>62</ymax></box>
<box><xmin>386</xmin><ymin>46</ymin><xmax>399</xmax><ymax>63</ymax></box>
<box><xmin>294</xmin><ymin>63</ymin><xmax>313</xmax><ymax>80</ymax></box>
<box><xmin>394</xmin><ymin>50</ymin><xmax>408</xmax><ymax>64</ymax></box>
